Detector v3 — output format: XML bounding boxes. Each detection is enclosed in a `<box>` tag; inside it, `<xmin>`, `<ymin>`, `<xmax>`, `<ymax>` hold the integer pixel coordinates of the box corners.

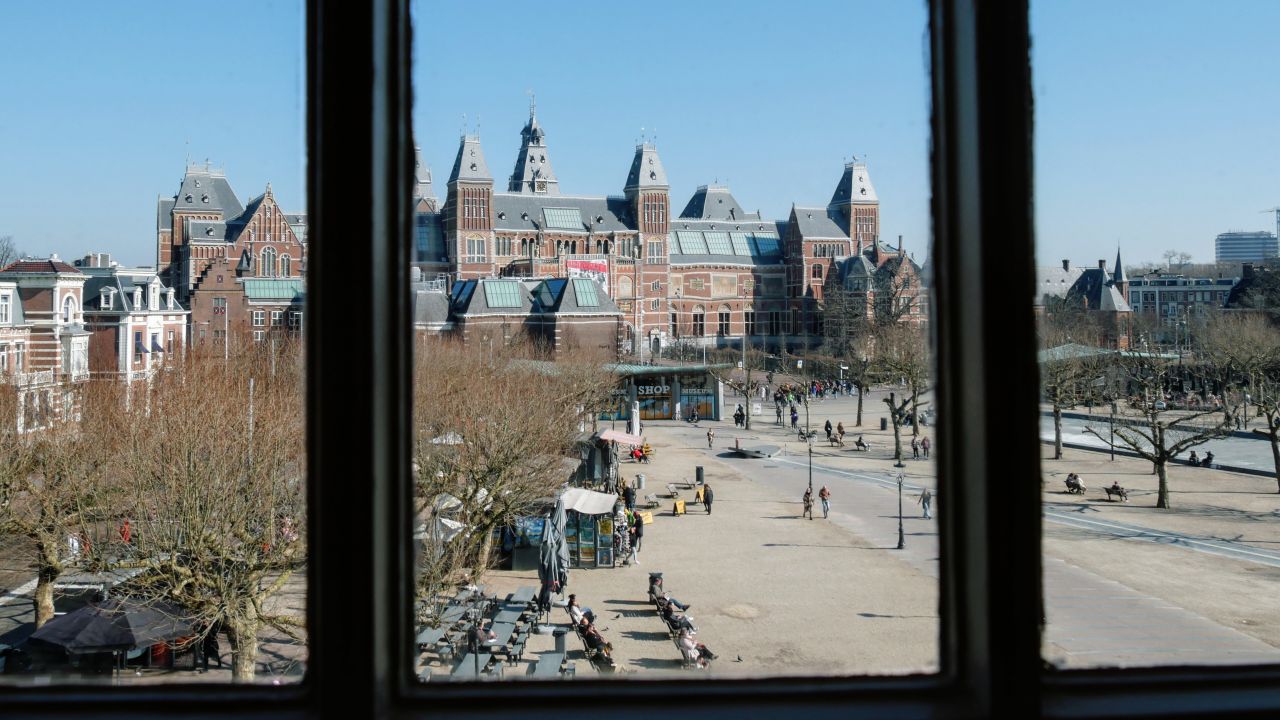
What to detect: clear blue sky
<box><xmin>2</xmin><ymin>1</ymin><xmax>1276</xmax><ymax>270</ymax></box>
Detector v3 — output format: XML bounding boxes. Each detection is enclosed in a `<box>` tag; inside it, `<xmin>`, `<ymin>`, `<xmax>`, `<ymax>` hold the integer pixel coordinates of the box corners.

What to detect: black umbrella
<box><xmin>29</xmin><ymin>598</ymin><xmax>194</xmax><ymax>654</ymax></box>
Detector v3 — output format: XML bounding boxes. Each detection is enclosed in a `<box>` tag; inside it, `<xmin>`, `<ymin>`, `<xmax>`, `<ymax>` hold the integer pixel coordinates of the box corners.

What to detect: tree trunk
<box><xmin>1156</xmin><ymin>459</ymin><xmax>1170</xmax><ymax>509</ymax></box>
<box><xmin>744</xmin><ymin>369</ymin><xmax>752</xmax><ymax>430</ymax></box>
<box><xmin>892</xmin><ymin>418</ymin><xmax>902</xmax><ymax>462</ymax></box>
<box><xmin>33</xmin><ymin>543</ymin><xmax>61</xmax><ymax>628</ymax></box>
<box><xmin>227</xmin><ymin>614</ymin><xmax>260</xmax><ymax>683</ymax></box>
<box><xmin>1270</xmin><ymin>426</ymin><xmax>1280</xmax><ymax>494</ymax></box>
<box><xmin>911</xmin><ymin>392</ymin><xmax>920</xmax><ymax>438</ymax></box>
<box><xmin>1053</xmin><ymin>405</ymin><xmax>1063</xmax><ymax>460</ymax></box>
<box><xmin>855</xmin><ymin>385</ymin><xmax>864</xmax><ymax>426</ymax></box>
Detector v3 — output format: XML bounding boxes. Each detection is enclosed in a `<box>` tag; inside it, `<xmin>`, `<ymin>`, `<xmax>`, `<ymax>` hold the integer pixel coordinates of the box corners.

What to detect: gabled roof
<box><xmin>1035</xmin><ymin>264</ymin><xmax>1085</xmax><ymax>304</ymax></box>
<box><xmin>1066</xmin><ymin>267</ymin><xmax>1132</xmax><ymax>313</ymax></box>
<box><xmin>448</xmin><ymin>136</ymin><xmax>492</xmax><ymax>184</ymax></box>
<box><xmin>450</xmin><ymin>278</ymin><xmax>534</xmax><ymax>316</ymax></box>
<box><xmin>792</xmin><ymin>206</ymin><xmax>849</xmax><ymax>240</ymax></box>
<box><xmin>829</xmin><ymin>160</ymin><xmax>878</xmax><ymax>207</ymax></box>
<box><xmin>624</xmin><ymin>143</ymin><xmax>668</xmax><ymax>191</ymax></box>
<box><xmin>678</xmin><ymin>185</ymin><xmax>758</xmax><ymax>221</ymax></box>
<box><xmin>0</xmin><ymin>258</ymin><xmax>82</xmax><ymax>274</ymax></box>
<box><xmin>492</xmin><ymin>194</ymin><xmax>632</xmax><ymax>233</ymax></box>
<box><xmin>171</xmin><ymin>166</ymin><xmax>244</xmax><ymax>221</ymax></box>
<box><xmin>530</xmin><ymin>278</ymin><xmax>622</xmax><ymax>315</ymax></box>
<box><xmin>156</xmin><ymin>197</ymin><xmax>175</xmax><ymax>232</ymax></box>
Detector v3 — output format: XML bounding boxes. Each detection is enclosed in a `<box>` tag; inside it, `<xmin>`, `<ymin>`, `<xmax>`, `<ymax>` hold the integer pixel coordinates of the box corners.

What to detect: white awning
<box><xmin>559</xmin><ymin>487</ymin><xmax>619</xmax><ymax>516</ymax></box>
<box><xmin>597</xmin><ymin>429</ymin><xmax>643</xmax><ymax>445</ymax></box>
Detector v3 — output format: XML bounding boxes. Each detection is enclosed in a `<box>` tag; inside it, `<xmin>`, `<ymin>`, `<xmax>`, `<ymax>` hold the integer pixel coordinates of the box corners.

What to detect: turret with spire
<box><xmin>1113</xmin><ymin>246</ymin><xmax>1128</xmax><ymax>298</ymax></box>
<box><xmin>414</xmin><ymin>144</ymin><xmax>436</xmax><ymax>212</ymax></box>
<box><xmin>624</xmin><ymin>143</ymin><xmax>669</xmax><ymax>236</ymax></box>
<box><xmin>508</xmin><ymin>96</ymin><xmax>560</xmax><ymax>195</ymax></box>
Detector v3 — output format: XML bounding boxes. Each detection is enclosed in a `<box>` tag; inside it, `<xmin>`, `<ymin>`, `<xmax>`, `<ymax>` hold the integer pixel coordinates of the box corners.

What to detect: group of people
<box><xmin>629</xmin><ymin>442</ymin><xmax>653</xmax><ymax>464</ymax></box>
<box><xmin>611</xmin><ymin>498</ymin><xmax>646</xmax><ymax>565</ymax></box>
<box><xmin>1187</xmin><ymin>450</ymin><xmax>1215</xmax><ymax>467</ymax></box>
<box><xmin>910</xmin><ymin>435</ymin><xmax>932</xmax><ymax>459</ymax></box>
<box><xmin>568</xmin><ymin>595</ymin><xmax>616</xmax><ymax>668</ymax></box>
<box><xmin>801</xmin><ymin>486</ymin><xmax>832</xmax><ymax>520</ymax></box>
<box><xmin>656</xmin><ymin>592</ymin><xmax>716</xmax><ymax>667</ymax></box>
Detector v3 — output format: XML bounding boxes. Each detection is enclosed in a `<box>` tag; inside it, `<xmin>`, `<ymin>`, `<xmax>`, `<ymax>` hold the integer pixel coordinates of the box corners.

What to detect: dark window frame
<box><xmin>2</xmin><ymin>1</ymin><xmax>1279</xmax><ymax>718</ymax></box>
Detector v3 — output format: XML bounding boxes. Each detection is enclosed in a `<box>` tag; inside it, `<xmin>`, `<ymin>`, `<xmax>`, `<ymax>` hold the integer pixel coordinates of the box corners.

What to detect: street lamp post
<box><xmin>896</xmin><ymin>473</ymin><xmax>905</xmax><ymax>550</ymax></box>
<box><xmin>799</xmin><ymin>359</ymin><xmax>813</xmax><ymax>494</ymax></box>
<box><xmin>1110</xmin><ymin>400</ymin><xmax>1117</xmax><ymax>461</ymax></box>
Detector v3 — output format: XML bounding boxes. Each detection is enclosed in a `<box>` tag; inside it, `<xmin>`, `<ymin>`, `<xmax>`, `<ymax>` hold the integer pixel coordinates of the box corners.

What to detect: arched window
<box><xmin>62</xmin><ymin>294</ymin><xmax>77</xmax><ymax>323</ymax></box>
<box><xmin>618</xmin><ymin>276</ymin><xmax>633</xmax><ymax>298</ymax></box>
<box><xmin>261</xmin><ymin>247</ymin><xmax>278</xmax><ymax>277</ymax></box>
<box><xmin>717</xmin><ymin>304</ymin><xmax>732</xmax><ymax>335</ymax></box>
<box><xmin>692</xmin><ymin>305</ymin><xmax>706</xmax><ymax>336</ymax></box>
<box><xmin>280</xmin><ymin>254</ymin><xmax>292</xmax><ymax>277</ymax></box>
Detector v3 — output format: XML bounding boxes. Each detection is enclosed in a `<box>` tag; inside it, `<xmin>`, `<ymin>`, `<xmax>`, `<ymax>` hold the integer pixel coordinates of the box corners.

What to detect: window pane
<box><xmin>1034</xmin><ymin>0</ymin><xmax>1280</xmax><ymax>669</ymax></box>
<box><xmin>0</xmin><ymin>0</ymin><xmax>306</xmax><ymax>685</ymax></box>
<box><xmin>412</xmin><ymin>0</ymin><xmax>935</xmax><ymax>681</ymax></box>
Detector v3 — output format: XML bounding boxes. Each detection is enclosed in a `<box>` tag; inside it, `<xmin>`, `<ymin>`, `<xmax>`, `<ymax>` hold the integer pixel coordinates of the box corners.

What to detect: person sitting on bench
<box><xmin>568</xmin><ymin>595</ymin><xmax>594</xmax><ymax>625</ymax></box>
<box><xmin>854</xmin><ymin>435</ymin><xmax>869</xmax><ymax>451</ymax></box>
<box><xmin>657</xmin><ymin>592</ymin><xmax>691</xmax><ymax>612</ymax></box>
<box><xmin>1203</xmin><ymin>451</ymin><xmax>1215</xmax><ymax>467</ymax></box>
<box><xmin>1188</xmin><ymin>450</ymin><xmax>1199</xmax><ymax>466</ymax></box>
<box><xmin>678</xmin><ymin>627</ymin><xmax>717</xmax><ymax>667</ymax></box>
<box><xmin>579</xmin><ymin>617</ymin><xmax>612</xmax><ymax>657</ymax></box>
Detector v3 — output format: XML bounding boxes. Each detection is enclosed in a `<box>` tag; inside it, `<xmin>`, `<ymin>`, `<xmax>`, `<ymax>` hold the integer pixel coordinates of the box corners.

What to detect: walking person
<box><xmin>790</xmin><ymin>406</ymin><xmax>799</xmax><ymax>429</ymax></box>
<box><xmin>917</xmin><ymin>487</ymin><xmax>933</xmax><ymax>519</ymax></box>
<box><xmin>824</xmin><ymin>419</ymin><xmax>833</xmax><ymax>440</ymax></box>
<box><xmin>818</xmin><ymin>485</ymin><xmax>831</xmax><ymax>519</ymax></box>
<box><xmin>911</xmin><ymin>437</ymin><xmax>920</xmax><ymax>459</ymax></box>
<box><xmin>921</xmin><ymin>436</ymin><xmax>930</xmax><ymax>458</ymax></box>
<box><xmin>703</xmin><ymin>484</ymin><xmax>714</xmax><ymax>514</ymax></box>
<box><xmin>201</xmin><ymin>619</ymin><xmax>223</xmax><ymax>670</ymax></box>
<box><xmin>802</xmin><ymin>488</ymin><xmax>814</xmax><ymax>520</ymax></box>
<box><xmin>707</xmin><ymin>428</ymin><xmax>715</xmax><ymax>449</ymax></box>
<box><xmin>775</xmin><ymin>404</ymin><xmax>783</xmax><ymax>425</ymax></box>
<box><xmin>630</xmin><ymin>513</ymin><xmax>644</xmax><ymax>564</ymax></box>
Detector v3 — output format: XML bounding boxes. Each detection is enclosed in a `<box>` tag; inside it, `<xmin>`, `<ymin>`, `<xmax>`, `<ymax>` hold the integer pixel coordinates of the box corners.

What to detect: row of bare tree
<box><xmin>410</xmin><ymin>338</ymin><xmax>617</xmax><ymax>625</ymax></box>
<box><xmin>0</xmin><ymin>340</ymin><xmax>304</xmax><ymax>681</ymax></box>
<box><xmin>1041</xmin><ymin>310</ymin><xmax>1280</xmax><ymax>508</ymax></box>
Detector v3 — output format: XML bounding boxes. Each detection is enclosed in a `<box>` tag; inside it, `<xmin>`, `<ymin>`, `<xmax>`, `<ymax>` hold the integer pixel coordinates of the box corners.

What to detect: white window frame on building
<box><xmin>253</xmin><ymin>310</ymin><xmax>266</xmax><ymax>327</ymax></box>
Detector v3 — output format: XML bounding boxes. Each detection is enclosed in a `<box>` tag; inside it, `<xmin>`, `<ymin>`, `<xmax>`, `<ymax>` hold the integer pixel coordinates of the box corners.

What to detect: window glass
<box><xmin>411</xmin><ymin>0</ymin><xmax>935</xmax><ymax>682</ymax></box>
<box><xmin>1034</xmin><ymin>0</ymin><xmax>1280</xmax><ymax>669</ymax></box>
<box><xmin>0</xmin><ymin>0</ymin><xmax>306</xmax><ymax>686</ymax></box>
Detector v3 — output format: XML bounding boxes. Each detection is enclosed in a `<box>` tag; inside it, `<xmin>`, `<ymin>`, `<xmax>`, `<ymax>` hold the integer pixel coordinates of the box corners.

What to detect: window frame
<box><xmin>3</xmin><ymin>1</ymin><xmax>1277</xmax><ymax>717</ymax></box>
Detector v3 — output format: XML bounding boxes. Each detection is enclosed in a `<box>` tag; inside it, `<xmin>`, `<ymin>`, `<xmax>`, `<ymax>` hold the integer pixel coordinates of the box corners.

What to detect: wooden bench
<box><xmin>641</xmin><ymin>493</ymin><xmax>660</xmax><ymax>509</ymax></box>
<box><xmin>666</xmin><ymin>483</ymin><xmax>681</xmax><ymax>499</ymax></box>
<box><xmin>1103</xmin><ymin>485</ymin><xmax>1129</xmax><ymax>502</ymax></box>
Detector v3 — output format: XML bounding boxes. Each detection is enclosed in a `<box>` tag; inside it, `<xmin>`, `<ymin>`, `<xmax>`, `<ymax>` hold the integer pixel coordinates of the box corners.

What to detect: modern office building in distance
<box><xmin>1215</xmin><ymin>231</ymin><xmax>1278</xmax><ymax>263</ymax></box>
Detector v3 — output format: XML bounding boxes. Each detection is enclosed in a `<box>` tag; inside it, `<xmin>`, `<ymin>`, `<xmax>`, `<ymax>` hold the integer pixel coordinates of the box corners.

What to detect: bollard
<box><xmin>695</xmin><ymin>466</ymin><xmax>704</xmax><ymax>486</ymax></box>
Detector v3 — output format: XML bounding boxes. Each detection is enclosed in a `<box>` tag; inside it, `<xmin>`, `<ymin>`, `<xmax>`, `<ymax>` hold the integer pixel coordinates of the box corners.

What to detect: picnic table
<box><xmin>485</xmin><ymin>622</ymin><xmax>518</xmax><ymax>646</ymax></box>
<box><xmin>453</xmin><ymin>652</ymin><xmax>493</xmax><ymax>678</ymax></box>
<box><xmin>527</xmin><ymin>652</ymin><xmax>565</xmax><ymax>677</ymax></box>
<box><xmin>415</xmin><ymin>626</ymin><xmax>447</xmax><ymax>648</ymax></box>
<box><xmin>439</xmin><ymin>605</ymin><xmax>467</xmax><ymax>624</ymax></box>
<box><xmin>493</xmin><ymin>608</ymin><xmax>524</xmax><ymax>625</ymax></box>
<box><xmin>507</xmin><ymin>586</ymin><xmax>537</xmax><ymax>606</ymax></box>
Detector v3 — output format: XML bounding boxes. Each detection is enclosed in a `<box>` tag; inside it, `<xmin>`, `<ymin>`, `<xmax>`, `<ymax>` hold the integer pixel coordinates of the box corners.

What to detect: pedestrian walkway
<box><xmin>1043</xmin><ymin>556</ymin><xmax>1280</xmax><ymax>668</ymax></box>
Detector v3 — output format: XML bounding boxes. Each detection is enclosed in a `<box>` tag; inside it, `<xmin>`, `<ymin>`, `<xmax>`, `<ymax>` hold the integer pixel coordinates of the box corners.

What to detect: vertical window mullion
<box><xmin>930</xmin><ymin>0</ymin><xmax>1039</xmax><ymax>716</ymax></box>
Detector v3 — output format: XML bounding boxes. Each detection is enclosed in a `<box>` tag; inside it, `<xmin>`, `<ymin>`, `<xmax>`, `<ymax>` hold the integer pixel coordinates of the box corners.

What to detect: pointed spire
<box><xmin>414</xmin><ymin>144</ymin><xmax>435</xmax><ymax>201</ymax></box>
<box><xmin>510</xmin><ymin>99</ymin><xmax>558</xmax><ymax>194</ymax></box>
<box><xmin>625</xmin><ymin>143</ymin><xmax>668</xmax><ymax>192</ymax></box>
<box><xmin>448</xmin><ymin>135</ymin><xmax>491</xmax><ymax>185</ymax></box>
<box><xmin>829</xmin><ymin>158</ymin><xmax>878</xmax><ymax>208</ymax></box>
<box><xmin>1113</xmin><ymin>246</ymin><xmax>1127</xmax><ymax>285</ymax></box>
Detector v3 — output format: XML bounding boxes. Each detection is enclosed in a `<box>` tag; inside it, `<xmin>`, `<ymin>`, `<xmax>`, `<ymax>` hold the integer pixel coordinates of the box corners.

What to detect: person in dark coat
<box><xmin>623</xmin><ymin>483</ymin><xmax>636</xmax><ymax>510</ymax></box>
<box><xmin>201</xmin><ymin>620</ymin><xmax>223</xmax><ymax>670</ymax></box>
<box><xmin>703</xmin><ymin>484</ymin><xmax>714</xmax><ymax>515</ymax></box>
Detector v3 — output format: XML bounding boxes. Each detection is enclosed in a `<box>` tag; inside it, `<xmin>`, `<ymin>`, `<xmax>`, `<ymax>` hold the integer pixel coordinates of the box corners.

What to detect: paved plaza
<box><xmin>5</xmin><ymin>386</ymin><xmax>1280</xmax><ymax>682</ymax></box>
